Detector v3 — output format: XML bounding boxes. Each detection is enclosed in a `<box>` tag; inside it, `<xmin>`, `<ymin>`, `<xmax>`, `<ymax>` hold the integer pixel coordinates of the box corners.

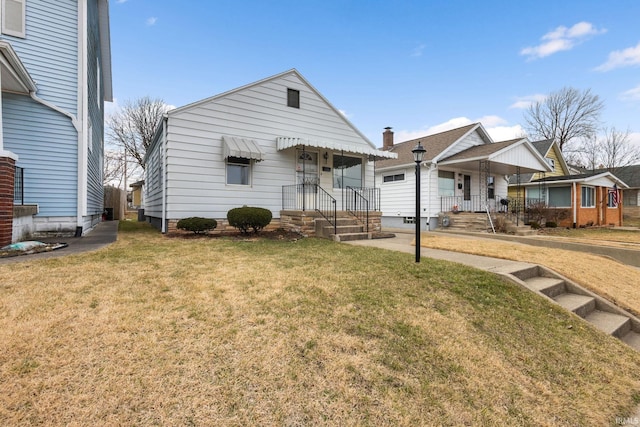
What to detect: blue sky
<box><xmin>108</xmin><ymin>0</ymin><xmax>640</xmax><ymax>148</ymax></box>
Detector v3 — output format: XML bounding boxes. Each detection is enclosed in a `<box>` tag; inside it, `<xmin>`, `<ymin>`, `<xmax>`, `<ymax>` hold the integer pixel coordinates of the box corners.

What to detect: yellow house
<box><xmin>129</xmin><ymin>180</ymin><xmax>144</xmax><ymax>209</ymax></box>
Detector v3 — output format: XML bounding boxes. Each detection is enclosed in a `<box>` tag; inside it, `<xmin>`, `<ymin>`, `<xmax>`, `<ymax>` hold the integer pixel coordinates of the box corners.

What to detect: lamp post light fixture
<box><xmin>412</xmin><ymin>143</ymin><xmax>426</xmax><ymax>263</ymax></box>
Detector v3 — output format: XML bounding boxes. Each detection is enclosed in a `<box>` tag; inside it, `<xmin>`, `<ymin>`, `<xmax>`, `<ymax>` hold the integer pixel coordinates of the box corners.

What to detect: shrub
<box><xmin>176</xmin><ymin>217</ymin><xmax>217</xmax><ymax>234</ymax></box>
<box><xmin>227</xmin><ymin>206</ymin><xmax>272</xmax><ymax>234</ymax></box>
<box><xmin>545</xmin><ymin>221</ymin><xmax>557</xmax><ymax>228</ymax></box>
<box><xmin>530</xmin><ymin>221</ymin><xmax>540</xmax><ymax>230</ymax></box>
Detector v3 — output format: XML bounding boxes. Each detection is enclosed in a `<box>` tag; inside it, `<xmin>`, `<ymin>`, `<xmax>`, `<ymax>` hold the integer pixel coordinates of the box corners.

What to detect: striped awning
<box><xmin>222</xmin><ymin>136</ymin><xmax>264</xmax><ymax>161</ymax></box>
<box><xmin>276</xmin><ymin>137</ymin><xmax>397</xmax><ymax>160</ymax></box>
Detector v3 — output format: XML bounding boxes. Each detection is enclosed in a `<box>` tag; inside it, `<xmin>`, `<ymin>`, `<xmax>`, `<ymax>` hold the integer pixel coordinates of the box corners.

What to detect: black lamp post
<box><xmin>412</xmin><ymin>143</ymin><xmax>426</xmax><ymax>263</ymax></box>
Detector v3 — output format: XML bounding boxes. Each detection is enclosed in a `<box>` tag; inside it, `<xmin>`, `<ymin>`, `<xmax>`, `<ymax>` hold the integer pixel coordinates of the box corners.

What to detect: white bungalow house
<box><xmin>143</xmin><ymin>69</ymin><xmax>396</xmax><ymax>238</ymax></box>
<box><xmin>375</xmin><ymin>123</ymin><xmax>552</xmax><ymax>231</ymax></box>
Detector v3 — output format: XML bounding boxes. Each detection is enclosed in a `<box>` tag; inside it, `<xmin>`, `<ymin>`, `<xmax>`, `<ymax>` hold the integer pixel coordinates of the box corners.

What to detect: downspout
<box><xmin>426</xmin><ymin>162</ymin><xmax>433</xmax><ymax>230</ymax></box>
<box><xmin>161</xmin><ymin>117</ymin><xmax>167</xmax><ymax>233</ymax></box>
<box><xmin>76</xmin><ymin>0</ymin><xmax>88</xmax><ymax>232</ymax></box>
<box><xmin>572</xmin><ymin>182</ymin><xmax>577</xmax><ymax>228</ymax></box>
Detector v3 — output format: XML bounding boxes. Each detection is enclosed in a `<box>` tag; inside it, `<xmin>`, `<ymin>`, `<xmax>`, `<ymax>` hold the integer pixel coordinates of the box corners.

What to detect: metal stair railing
<box><xmin>345</xmin><ymin>186</ymin><xmax>370</xmax><ymax>232</ymax></box>
<box><xmin>316</xmin><ymin>185</ymin><xmax>337</xmax><ymax>235</ymax></box>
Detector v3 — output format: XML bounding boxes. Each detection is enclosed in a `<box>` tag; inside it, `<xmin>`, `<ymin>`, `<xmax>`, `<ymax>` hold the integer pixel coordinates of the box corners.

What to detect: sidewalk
<box><xmin>0</xmin><ymin>220</ymin><xmax>118</xmax><ymax>265</ymax></box>
<box><xmin>345</xmin><ymin>231</ymin><xmax>536</xmax><ymax>276</ymax></box>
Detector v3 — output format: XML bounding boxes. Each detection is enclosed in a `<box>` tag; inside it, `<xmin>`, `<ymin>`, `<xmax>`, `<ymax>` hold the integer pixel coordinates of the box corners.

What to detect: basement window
<box><xmin>403</xmin><ymin>217</ymin><xmax>416</xmax><ymax>224</ymax></box>
<box><xmin>287</xmin><ymin>88</ymin><xmax>300</xmax><ymax>108</ymax></box>
<box><xmin>383</xmin><ymin>173</ymin><xmax>405</xmax><ymax>183</ymax></box>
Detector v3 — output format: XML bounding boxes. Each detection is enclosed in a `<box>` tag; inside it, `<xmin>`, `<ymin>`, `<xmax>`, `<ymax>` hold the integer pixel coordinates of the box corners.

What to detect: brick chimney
<box><xmin>382</xmin><ymin>127</ymin><xmax>394</xmax><ymax>150</ymax></box>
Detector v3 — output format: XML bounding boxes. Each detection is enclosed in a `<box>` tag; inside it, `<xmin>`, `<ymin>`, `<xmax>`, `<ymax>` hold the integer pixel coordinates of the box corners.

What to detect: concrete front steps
<box><xmin>509</xmin><ymin>266</ymin><xmax>640</xmax><ymax>351</ymax></box>
<box><xmin>315</xmin><ymin>217</ymin><xmax>371</xmax><ymax>242</ymax></box>
<box><xmin>440</xmin><ymin>212</ymin><xmax>536</xmax><ymax>236</ymax></box>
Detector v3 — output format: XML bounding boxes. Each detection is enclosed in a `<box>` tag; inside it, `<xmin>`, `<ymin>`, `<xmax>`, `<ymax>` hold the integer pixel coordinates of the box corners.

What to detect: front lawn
<box><xmin>1</xmin><ymin>222</ymin><xmax>639</xmax><ymax>425</ymax></box>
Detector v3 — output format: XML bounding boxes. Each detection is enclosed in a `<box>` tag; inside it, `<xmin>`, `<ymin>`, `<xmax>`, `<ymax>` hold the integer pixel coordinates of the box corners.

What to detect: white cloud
<box><xmin>595</xmin><ymin>41</ymin><xmax>640</xmax><ymax>72</ymax></box>
<box><xmin>520</xmin><ymin>21</ymin><xmax>606</xmax><ymax>60</ymax></box>
<box><xmin>486</xmin><ymin>125</ymin><xmax>526</xmax><ymax>142</ymax></box>
<box><xmin>411</xmin><ymin>44</ymin><xmax>426</xmax><ymax>57</ymax></box>
<box><xmin>620</xmin><ymin>84</ymin><xmax>640</xmax><ymax>101</ymax></box>
<box><xmin>394</xmin><ymin>116</ymin><xmax>524</xmax><ymax>143</ymax></box>
<box><xmin>509</xmin><ymin>94</ymin><xmax>547</xmax><ymax>109</ymax></box>
<box><xmin>146</xmin><ymin>17</ymin><xmax>157</xmax><ymax>26</ymax></box>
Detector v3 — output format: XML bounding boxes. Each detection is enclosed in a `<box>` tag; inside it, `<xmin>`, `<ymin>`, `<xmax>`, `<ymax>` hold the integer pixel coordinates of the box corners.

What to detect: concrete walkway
<box><xmin>346</xmin><ymin>231</ymin><xmax>537</xmax><ymax>275</ymax></box>
<box><xmin>0</xmin><ymin>220</ymin><xmax>118</xmax><ymax>265</ymax></box>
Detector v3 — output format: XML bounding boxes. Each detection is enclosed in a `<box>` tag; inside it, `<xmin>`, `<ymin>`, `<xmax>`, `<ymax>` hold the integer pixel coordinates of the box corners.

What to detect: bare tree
<box><xmin>574</xmin><ymin>127</ymin><xmax>640</xmax><ymax>172</ymax></box>
<box><xmin>524</xmin><ymin>87</ymin><xmax>604</xmax><ymax>151</ymax></box>
<box><xmin>103</xmin><ymin>149</ymin><xmax>125</xmax><ymax>187</ymax></box>
<box><xmin>598</xmin><ymin>127</ymin><xmax>640</xmax><ymax>172</ymax></box>
<box><xmin>103</xmin><ymin>148</ymin><xmax>143</xmax><ymax>188</ymax></box>
<box><xmin>106</xmin><ymin>96</ymin><xmax>170</xmax><ymax>170</ymax></box>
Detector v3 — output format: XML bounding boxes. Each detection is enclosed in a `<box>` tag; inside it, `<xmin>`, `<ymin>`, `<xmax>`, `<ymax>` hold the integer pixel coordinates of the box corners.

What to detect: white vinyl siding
<box><xmin>145</xmin><ymin>71</ymin><xmax>379</xmax><ymax>220</ymax></box>
<box><xmin>2</xmin><ymin>0</ymin><xmax>26</xmax><ymax>37</ymax></box>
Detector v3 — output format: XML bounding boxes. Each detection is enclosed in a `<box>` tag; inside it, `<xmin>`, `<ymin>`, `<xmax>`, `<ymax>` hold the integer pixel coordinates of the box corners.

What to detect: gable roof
<box><xmin>530</xmin><ymin>171</ymin><xmax>629</xmax><ymax>188</ymax></box>
<box><xmin>168</xmin><ymin>69</ymin><xmax>383</xmax><ymax>152</ymax></box>
<box><xmin>612</xmin><ymin>165</ymin><xmax>640</xmax><ymax>188</ymax></box>
<box><xmin>376</xmin><ymin>123</ymin><xmax>482</xmax><ymax>169</ymax></box>
<box><xmin>531</xmin><ymin>139</ymin><xmax>554</xmax><ymax>156</ymax></box>
<box><xmin>440</xmin><ymin>138</ymin><xmax>523</xmax><ymax>163</ymax></box>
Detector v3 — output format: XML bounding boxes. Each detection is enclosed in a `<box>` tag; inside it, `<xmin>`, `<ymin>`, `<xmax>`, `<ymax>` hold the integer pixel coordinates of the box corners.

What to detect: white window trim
<box><xmin>581</xmin><ymin>186</ymin><xmax>595</xmax><ymax>208</ymax></box>
<box><xmin>2</xmin><ymin>0</ymin><xmax>26</xmax><ymax>38</ymax></box>
<box><xmin>226</xmin><ymin>157</ymin><xmax>252</xmax><ymax>186</ymax></box>
<box><xmin>546</xmin><ymin>157</ymin><xmax>555</xmax><ymax>171</ymax></box>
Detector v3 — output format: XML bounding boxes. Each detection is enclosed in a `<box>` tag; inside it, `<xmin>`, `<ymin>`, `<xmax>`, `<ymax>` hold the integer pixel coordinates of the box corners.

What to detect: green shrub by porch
<box><xmin>176</xmin><ymin>217</ymin><xmax>218</xmax><ymax>234</ymax></box>
<box><xmin>227</xmin><ymin>206</ymin><xmax>272</xmax><ymax>234</ymax></box>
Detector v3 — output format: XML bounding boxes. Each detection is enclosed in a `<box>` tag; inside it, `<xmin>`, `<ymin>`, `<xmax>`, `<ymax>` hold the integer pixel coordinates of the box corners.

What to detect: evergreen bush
<box><xmin>227</xmin><ymin>206</ymin><xmax>272</xmax><ymax>234</ymax></box>
<box><xmin>176</xmin><ymin>217</ymin><xmax>217</xmax><ymax>234</ymax></box>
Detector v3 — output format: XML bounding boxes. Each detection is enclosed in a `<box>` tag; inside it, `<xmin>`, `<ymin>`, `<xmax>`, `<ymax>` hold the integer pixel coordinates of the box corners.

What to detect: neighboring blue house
<box><xmin>0</xmin><ymin>0</ymin><xmax>112</xmax><ymax>245</ymax></box>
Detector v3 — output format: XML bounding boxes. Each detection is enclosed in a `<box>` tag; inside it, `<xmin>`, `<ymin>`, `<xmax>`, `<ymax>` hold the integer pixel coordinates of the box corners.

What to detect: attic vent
<box><xmin>287</xmin><ymin>88</ymin><xmax>300</xmax><ymax>108</ymax></box>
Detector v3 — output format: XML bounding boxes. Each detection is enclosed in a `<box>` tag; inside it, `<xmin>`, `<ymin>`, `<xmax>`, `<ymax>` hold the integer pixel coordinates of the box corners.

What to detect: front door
<box><xmin>296</xmin><ymin>149</ymin><xmax>318</xmax><ymax>209</ymax></box>
<box><xmin>463</xmin><ymin>174</ymin><xmax>471</xmax><ymax>211</ymax></box>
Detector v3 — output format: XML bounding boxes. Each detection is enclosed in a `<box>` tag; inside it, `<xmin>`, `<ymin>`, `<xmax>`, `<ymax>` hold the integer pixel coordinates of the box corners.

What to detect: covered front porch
<box><xmin>435</xmin><ymin>138</ymin><xmax>553</xmax><ymax>216</ymax></box>
<box><xmin>276</xmin><ymin>136</ymin><xmax>395</xmax><ymax>238</ymax></box>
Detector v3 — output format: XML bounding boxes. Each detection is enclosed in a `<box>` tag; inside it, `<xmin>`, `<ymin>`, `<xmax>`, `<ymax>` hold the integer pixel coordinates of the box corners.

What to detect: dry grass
<box><xmin>1</xmin><ymin>222</ymin><xmax>640</xmax><ymax>425</ymax></box>
<box><xmin>422</xmin><ymin>233</ymin><xmax>640</xmax><ymax>316</ymax></box>
<box><xmin>539</xmin><ymin>227</ymin><xmax>640</xmax><ymax>247</ymax></box>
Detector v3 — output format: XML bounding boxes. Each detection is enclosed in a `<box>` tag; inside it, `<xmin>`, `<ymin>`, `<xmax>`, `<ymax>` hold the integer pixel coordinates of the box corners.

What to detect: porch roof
<box><xmin>276</xmin><ymin>137</ymin><xmax>397</xmax><ymax>160</ymax></box>
<box><xmin>530</xmin><ymin>171</ymin><xmax>629</xmax><ymax>188</ymax></box>
<box><xmin>0</xmin><ymin>41</ymin><xmax>37</xmax><ymax>94</ymax></box>
<box><xmin>438</xmin><ymin>138</ymin><xmax>552</xmax><ymax>175</ymax></box>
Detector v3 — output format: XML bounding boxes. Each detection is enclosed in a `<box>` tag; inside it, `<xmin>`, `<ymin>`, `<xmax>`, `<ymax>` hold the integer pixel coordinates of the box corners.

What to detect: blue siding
<box><xmin>0</xmin><ymin>0</ymin><xmax>78</xmax><ymax>115</ymax></box>
<box><xmin>86</xmin><ymin>0</ymin><xmax>104</xmax><ymax>215</ymax></box>
<box><xmin>3</xmin><ymin>93</ymin><xmax>78</xmax><ymax>216</ymax></box>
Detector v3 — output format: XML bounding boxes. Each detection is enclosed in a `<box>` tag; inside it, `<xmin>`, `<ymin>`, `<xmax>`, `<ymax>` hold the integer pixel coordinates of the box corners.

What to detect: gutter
<box><xmin>30</xmin><ymin>92</ymin><xmax>80</xmax><ymax>132</ymax></box>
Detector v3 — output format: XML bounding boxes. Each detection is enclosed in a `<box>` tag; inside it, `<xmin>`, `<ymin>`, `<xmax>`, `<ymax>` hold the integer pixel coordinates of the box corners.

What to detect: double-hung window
<box><xmin>226</xmin><ymin>156</ymin><xmax>251</xmax><ymax>185</ymax></box>
<box><xmin>581</xmin><ymin>186</ymin><xmax>595</xmax><ymax>208</ymax></box>
<box><xmin>2</xmin><ymin>0</ymin><xmax>26</xmax><ymax>38</ymax></box>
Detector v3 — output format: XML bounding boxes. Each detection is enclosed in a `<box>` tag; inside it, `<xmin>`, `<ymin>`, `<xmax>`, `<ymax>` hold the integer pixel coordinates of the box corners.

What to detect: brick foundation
<box><xmin>0</xmin><ymin>156</ymin><xmax>16</xmax><ymax>247</ymax></box>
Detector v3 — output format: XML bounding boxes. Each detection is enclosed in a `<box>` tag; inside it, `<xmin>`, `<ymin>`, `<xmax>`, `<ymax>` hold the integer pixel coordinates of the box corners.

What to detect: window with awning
<box><xmin>222</xmin><ymin>136</ymin><xmax>264</xmax><ymax>161</ymax></box>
